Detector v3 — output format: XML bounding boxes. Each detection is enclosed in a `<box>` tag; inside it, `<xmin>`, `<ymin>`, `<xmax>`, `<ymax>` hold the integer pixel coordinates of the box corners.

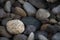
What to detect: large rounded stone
<box><xmin>6</xmin><ymin>19</ymin><xmax>25</xmax><ymax>34</ymax></box>
<box><xmin>36</xmin><ymin>9</ymin><xmax>50</xmax><ymax>20</ymax></box>
<box><xmin>23</xmin><ymin>2</ymin><xmax>36</xmax><ymax>16</ymax></box>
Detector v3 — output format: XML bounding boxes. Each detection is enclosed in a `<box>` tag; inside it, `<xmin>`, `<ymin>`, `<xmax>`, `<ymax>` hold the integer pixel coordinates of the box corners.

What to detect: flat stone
<box><xmin>21</xmin><ymin>17</ymin><xmax>41</xmax><ymax>27</ymax></box>
<box><xmin>23</xmin><ymin>2</ymin><xmax>36</xmax><ymax>16</ymax></box>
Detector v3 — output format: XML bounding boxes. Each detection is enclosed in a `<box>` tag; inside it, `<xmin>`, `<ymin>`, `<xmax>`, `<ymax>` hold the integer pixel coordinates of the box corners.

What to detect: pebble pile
<box><xmin>0</xmin><ymin>0</ymin><xmax>60</xmax><ymax>40</ymax></box>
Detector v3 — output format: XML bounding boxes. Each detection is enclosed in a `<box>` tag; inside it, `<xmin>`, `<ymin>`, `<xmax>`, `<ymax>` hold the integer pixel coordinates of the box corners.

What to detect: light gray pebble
<box><xmin>4</xmin><ymin>1</ymin><xmax>12</xmax><ymax>13</ymax></box>
<box><xmin>23</xmin><ymin>2</ymin><xmax>36</xmax><ymax>16</ymax></box>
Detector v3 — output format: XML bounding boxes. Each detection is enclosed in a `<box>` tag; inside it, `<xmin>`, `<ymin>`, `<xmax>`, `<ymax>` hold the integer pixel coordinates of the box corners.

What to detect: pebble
<box><xmin>27</xmin><ymin>32</ymin><xmax>34</xmax><ymax>40</ymax></box>
<box><xmin>13</xmin><ymin>34</ymin><xmax>27</xmax><ymax>40</ymax></box>
<box><xmin>0</xmin><ymin>0</ymin><xmax>5</xmax><ymax>3</ymax></box>
<box><xmin>6</xmin><ymin>19</ymin><xmax>25</xmax><ymax>34</ymax></box>
<box><xmin>46</xmin><ymin>0</ymin><xmax>57</xmax><ymax>3</ymax></box>
<box><xmin>38</xmin><ymin>34</ymin><xmax>48</xmax><ymax>40</ymax></box>
<box><xmin>0</xmin><ymin>37</ymin><xmax>9</xmax><ymax>40</ymax></box>
<box><xmin>0</xmin><ymin>26</ymin><xmax>11</xmax><ymax>38</ymax></box>
<box><xmin>4</xmin><ymin>1</ymin><xmax>12</xmax><ymax>13</ymax></box>
<box><xmin>34</xmin><ymin>31</ymin><xmax>48</xmax><ymax>40</ymax></box>
<box><xmin>18</xmin><ymin>0</ymin><xmax>25</xmax><ymax>4</ymax></box>
<box><xmin>56</xmin><ymin>14</ymin><xmax>60</xmax><ymax>21</ymax></box>
<box><xmin>36</xmin><ymin>9</ymin><xmax>50</xmax><ymax>20</ymax></box>
<box><xmin>21</xmin><ymin>17</ymin><xmax>40</xmax><ymax>27</ymax></box>
<box><xmin>1</xmin><ymin>18</ymin><xmax>12</xmax><ymax>26</ymax></box>
<box><xmin>24</xmin><ymin>25</ymin><xmax>36</xmax><ymax>35</ymax></box>
<box><xmin>0</xmin><ymin>9</ymin><xmax>6</xmax><ymax>18</ymax></box>
<box><xmin>23</xmin><ymin>2</ymin><xmax>36</xmax><ymax>16</ymax></box>
<box><xmin>52</xmin><ymin>33</ymin><xmax>60</xmax><ymax>40</ymax></box>
<box><xmin>49</xmin><ymin>19</ymin><xmax>57</xmax><ymax>24</ymax></box>
<box><xmin>15</xmin><ymin>7</ymin><xmax>27</xmax><ymax>17</ymax></box>
<box><xmin>52</xmin><ymin>5</ymin><xmax>60</xmax><ymax>14</ymax></box>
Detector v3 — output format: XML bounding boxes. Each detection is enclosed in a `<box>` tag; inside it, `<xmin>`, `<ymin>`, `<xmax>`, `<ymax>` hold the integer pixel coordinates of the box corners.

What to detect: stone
<box><xmin>34</xmin><ymin>31</ymin><xmax>48</xmax><ymax>40</ymax></box>
<box><xmin>36</xmin><ymin>9</ymin><xmax>50</xmax><ymax>20</ymax></box>
<box><xmin>0</xmin><ymin>26</ymin><xmax>11</xmax><ymax>38</ymax></box>
<box><xmin>47</xmin><ymin>0</ymin><xmax>57</xmax><ymax>3</ymax></box>
<box><xmin>13</xmin><ymin>34</ymin><xmax>27</xmax><ymax>40</ymax></box>
<box><xmin>56</xmin><ymin>14</ymin><xmax>60</xmax><ymax>21</ymax></box>
<box><xmin>4</xmin><ymin>1</ymin><xmax>11</xmax><ymax>12</ymax></box>
<box><xmin>27</xmin><ymin>32</ymin><xmax>34</xmax><ymax>40</ymax></box>
<box><xmin>40</xmin><ymin>24</ymin><xmax>49</xmax><ymax>31</ymax></box>
<box><xmin>0</xmin><ymin>9</ymin><xmax>6</xmax><ymax>18</ymax></box>
<box><xmin>24</xmin><ymin>25</ymin><xmax>36</xmax><ymax>35</ymax></box>
<box><xmin>21</xmin><ymin>17</ymin><xmax>40</xmax><ymax>27</ymax></box>
<box><xmin>6</xmin><ymin>19</ymin><xmax>25</xmax><ymax>34</ymax></box>
<box><xmin>0</xmin><ymin>0</ymin><xmax>5</xmax><ymax>3</ymax></box>
<box><xmin>0</xmin><ymin>37</ymin><xmax>9</xmax><ymax>40</ymax></box>
<box><xmin>52</xmin><ymin>33</ymin><xmax>60</xmax><ymax>40</ymax></box>
<box><xmin>28</xmin><ymin>0</ymin><xmax>45</xmax><ymax>8</ymax></box>
<box><xmin>18</xmin><ymin>0</ymin><xmax>25</xmax><ymax>4</ymax></box>
<box><xmin>38</xmin><ymin>35</ymin><xmax>48</xmax><ymax>40</ymax></box>
<box><xmin>23</xmin><ymin>2</ymin><xmax>36</xmax><ymax>16</ymax></box>
<box><xmin>15</xmin><ymin>7</ymin><xmax>27</xmax><ymax>17</ymax></box>
<box><xmin>52</xmin><ymin>5</ymin><xmax>60</xmax><ymax>14</ymax></box>
<box><xmin>1</xmin><ymin>17</ymin><xmax>12</xmax><ymax>26</ymax></box>
<box><xmin>49</xmin><ymin>19</ymin><xmax>57</xmax><ymax>23</ymax></box>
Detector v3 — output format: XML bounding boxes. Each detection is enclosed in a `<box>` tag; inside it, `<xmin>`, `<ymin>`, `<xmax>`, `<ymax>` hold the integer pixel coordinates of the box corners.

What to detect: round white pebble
<box><xmin>6</xmin><ymin>19</ymin><xmax>25</xmax><ymax>34</ymax></box>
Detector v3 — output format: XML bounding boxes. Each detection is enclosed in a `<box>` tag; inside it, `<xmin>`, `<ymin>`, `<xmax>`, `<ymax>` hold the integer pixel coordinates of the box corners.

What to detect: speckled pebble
<box><xmin>36</xmin><ymin>9</ymin><xmax>50</xmax><ymax>20</ymax></box>
<box><xmin>6</xmin><ymin>19</ymin><xmax>25</xmax><ymax>34</ymax></box>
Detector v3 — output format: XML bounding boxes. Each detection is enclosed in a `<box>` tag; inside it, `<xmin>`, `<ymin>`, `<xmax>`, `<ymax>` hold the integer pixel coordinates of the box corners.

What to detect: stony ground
<box><xmin>0</xmin><ymin>0</ymin><xmax>60</xmax><ymax>40</ymax></box>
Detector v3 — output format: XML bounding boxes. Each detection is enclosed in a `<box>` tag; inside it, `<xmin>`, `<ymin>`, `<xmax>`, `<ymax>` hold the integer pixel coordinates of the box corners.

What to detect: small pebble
<box><xmin>0</xmin><ymin>9</ymin><xmax>6</xmax><ymax>18</ymax></box>
<box><xmin>38</xmin><ymin>34</ymin><xmax>48</xmax><ymax>40</ymax></box>
<box><xmin>23</xmin><ymin>2</ymin><xmax>36</xmax><ymax>16</ymax></box>
<box><xmin>18</xmin><ymin>0</ymin><xmax>25</xmax><ymax>4</ymax></box>
<box><xmin>4</xmin><ymin>1</ymin><xmax>12</xmax><ymax>12</ymax></box>
<box><xmin>47</xmin><ymin>0</ymin><xmax>57</xmax><ymax>3</ymax></box>
<box><xmin>6</xmin><ymin>19</ymin><xmax>25</xmax><ymax>34</ymax></box>
<box><xmin>0</xmin><ymin>37</ymin><xmax>9</xmax><ymax>40</ymax></box>
<box><xmin>27</xmin><ymin>32</ymin><xmax>34</xmax><ymax>40</ymax></box>
<box><xmin>52</xmin><ymin>33</ymin><xmax>60</xmax><ymax>40</ymax></box>
<box><xmin>28</xmin><ymin>0</ymin><xmax>45</xmax><ymax>8</ymax></box>
<box><xmin>21</xmin><ymin>17</ymin><xmax>40</xmax><ymax>27</ymax></box>
<box><xmin>36</xmin><ymin>9</ymin><xmax>50</xmax><ymax>20</ymax></box>
<box><xmin>13</xmin><ymin>34</ymin><xmax>27</xmax><ymax>40</ymax></box>
<box><xmin>0</xmin><ymin>0</ymin><xmax>5</xmax><ymax>3</ymax></box>
<box><xmin>24</xmin><ymin>25</ymin><xmax>36</xmax><ymax>35</ymax></box>
<box><xmin>52</xmin><ymin>5</ymin><xmax>60</xmax><ymax>14</ymax></box>
<box><xmin>0</xmin><ymin>26</ymin><xmax>11</xmax><ymax>38</ymax></box>
<box><xmin>15</xmin><ymin>7</ymin><xmax>27</xmax><ymax>17</ymax></box>
<box><xmin>49</xmin><ymin>19</ymin><xmax>57</xmax><ymax>24</ymax></box>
